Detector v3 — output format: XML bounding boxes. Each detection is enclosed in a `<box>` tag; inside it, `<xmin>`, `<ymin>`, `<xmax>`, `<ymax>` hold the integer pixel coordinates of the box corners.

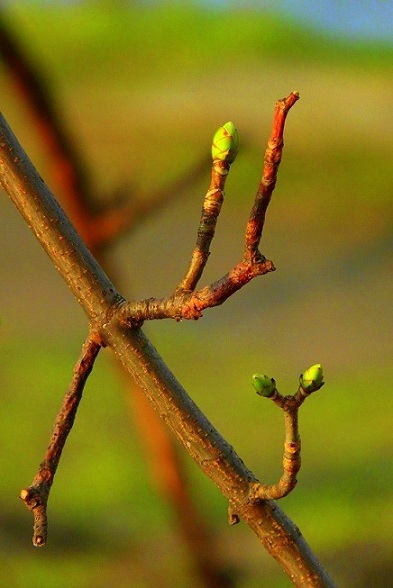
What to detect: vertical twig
<box><xmin>175</xmin><ymin>159</ymin><xmax>230</xmax><ymax>294</ymax></box>
<box><xmin>252</xmin><ymin>365</ymin><xmax>324</xmax><ymax>501</ymax></box>
<box><xmin>175</xmin><ymin>122</ymin><xmax>239</xmax><ymax>295</ymax></box>
<box><xmin>245</xmin><ymin>91</ymin><xmax>299</xmax><ymax>261</ymax></box>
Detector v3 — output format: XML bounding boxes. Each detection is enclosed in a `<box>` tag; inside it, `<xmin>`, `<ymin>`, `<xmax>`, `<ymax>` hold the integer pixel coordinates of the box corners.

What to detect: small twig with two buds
<box><xmin>228</xmin><ymin>364</ymin><xmax>325</xmax><ymax>525</ymax></box>
<box><xmin>252</xmin><ymin>364</ymin><xmax>324</xmax><ymax>501</ymax></box>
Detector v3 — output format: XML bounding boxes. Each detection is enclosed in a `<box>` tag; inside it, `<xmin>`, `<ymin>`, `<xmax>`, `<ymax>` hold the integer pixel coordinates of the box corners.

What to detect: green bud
<box><xmin>211</xmin><ymin>121</ymin><xmax>239</xmax><ymax>164</ymax></box>
<box><xmin>299</xmin><ymin>364</ymin><xmax>324</xmax><ymax>393</ymax></box>
<box><xmin>252</xmin><ymin>374</ymin><xmax>276</xmax><ymax>397</ymax></box>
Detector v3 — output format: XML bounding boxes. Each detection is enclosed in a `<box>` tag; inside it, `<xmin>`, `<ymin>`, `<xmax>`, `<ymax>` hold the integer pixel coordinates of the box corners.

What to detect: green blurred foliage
<box><xmin>0</xmin><ymin>2</ymin><xmax>392</xmax><ymax>587</ymax></box>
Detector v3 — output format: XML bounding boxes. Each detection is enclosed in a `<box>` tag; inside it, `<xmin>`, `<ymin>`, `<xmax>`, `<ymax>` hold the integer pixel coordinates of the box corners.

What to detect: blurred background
<box><xmin>0</xmin><ymin>1</ymin><xmax>392</xmax><ymax>586</ymax></box>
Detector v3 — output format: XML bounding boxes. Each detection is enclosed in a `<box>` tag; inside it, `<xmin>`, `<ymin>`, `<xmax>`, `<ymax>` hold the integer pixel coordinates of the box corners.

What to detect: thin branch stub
<box><xmin>20</xmin><ymin>335</ymin><xmax>101</xmax><ymax>546</ymax></box>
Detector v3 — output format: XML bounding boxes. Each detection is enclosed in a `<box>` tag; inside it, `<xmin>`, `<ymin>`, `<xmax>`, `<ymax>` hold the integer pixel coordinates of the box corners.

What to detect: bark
<box><xmin>0</xmin><ymin>112</ymin><xmax>336</xmax><ymax>587</ymax></box>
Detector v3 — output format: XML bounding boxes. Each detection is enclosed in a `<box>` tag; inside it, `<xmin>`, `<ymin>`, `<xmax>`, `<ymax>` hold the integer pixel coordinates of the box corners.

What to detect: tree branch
<box><xmin>0</xmin><ymin>19</ymin><xmax>235</xmax><ymax>585</ymax></box>
<box><xmin>245</xmin><ymin>91</ymin><xmax>299</xmax><ymax>261</ymax></box>
<box><xmin>0</xmin><ymin>105</ymin><xmax>336</xmax><ymax>586</ymax></box>
<box><xmin>119</xmin><ymin>93</ymin><xmax>299</xmax><ymax>323</ymax></box>
<box><xmin>20</xmin><ymin>334</ymin><xmax>101</xmax><ymax>546</ymax></box>
<box><xmin>0</xmin><ymin>13</ymin><xmax>209</xmax><ymax>251</ymax></box>
<box><xmin>252</xmin><ymin>365</ymin><xmax>324</xmax><ymax>500</ymax></box>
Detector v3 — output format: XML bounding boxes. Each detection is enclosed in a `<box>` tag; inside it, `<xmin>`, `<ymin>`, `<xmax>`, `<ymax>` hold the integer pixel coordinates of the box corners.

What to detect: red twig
<box><xmin>245</xmin><ymin>91</ymin><xmax>299</xmax><ymax>261</ymax></box>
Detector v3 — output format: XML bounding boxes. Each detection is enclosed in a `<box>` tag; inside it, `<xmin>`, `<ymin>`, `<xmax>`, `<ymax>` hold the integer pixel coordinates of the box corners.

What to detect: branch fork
<box><xmin>251</xmin><ymin>365</ymin><xmax>324</xmax><ymax>502</ymax></box>
<box><xmin>120</xmin><ymin>92</ymin><xmax>299</xmax><ymax>326</ymax></box>
<box><xmin>14</xmin><ymin>91</ymin><xmax>300</xmax><ymax>547</ymax></box>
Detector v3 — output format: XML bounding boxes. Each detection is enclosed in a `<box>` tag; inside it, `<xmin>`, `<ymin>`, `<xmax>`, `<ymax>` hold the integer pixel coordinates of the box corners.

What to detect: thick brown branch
<box><xmin>1</xmin><ymin>109</ymin><xmax>336</xmax><ymax>587</ymax></box>
<box><xmin>102</xmin><ymin>323</ymin><xmax>335</xmax><ymax>588</ymax></box>
<box><xmin>0</xmin><ymin>23</ymin><xmax>227</xmax><ymax>581</ymax></box>
<box><xmin>20</xmin><ymin>335</ymin><xmax>101</xmax><ymax>546</ymax></box>
<box><xmin>245</xmin><ymin>91</ymin><xmax>299</xmax><ymax>261</ymax></box>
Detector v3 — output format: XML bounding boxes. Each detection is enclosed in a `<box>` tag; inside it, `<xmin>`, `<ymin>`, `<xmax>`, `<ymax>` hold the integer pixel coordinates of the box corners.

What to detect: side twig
<box><xmin>120</xmin><ymin>93</ymin><xmax>298</xmax><ymax>324</ymax></box>
<box><xmin>245</xmin><ymin>90</ymin><xmax>299</xmax><ymax>261</ymax></box>
<box><xmin>20</xmin><ymin>334</ymin><xmax>101</xmax><ymax>546</ymax></box>
<box><xmin>175</xmin><ymin>122</ymin><xmax>239</xmax><ymax>294</ymax></box>
<box><xmin>252</xmin><ymin>365</ymin><xmax>324</xmax><ymax>501</ymax></box>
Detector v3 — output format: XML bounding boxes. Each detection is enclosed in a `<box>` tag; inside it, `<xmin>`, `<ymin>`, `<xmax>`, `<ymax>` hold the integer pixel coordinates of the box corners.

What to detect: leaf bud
<box><xmin>299</xmin><ymin>364</ymin><xmax>324</xmax><ymax>393</ymax></box>
<box><xmin>211</xmin><ymin>121</ymin><xmax>239</xmax><ymax>163</ymax></box>
<box><xmin>252</xmin><ymin>374</ymin><xmax>276</xmax><ymax>397</ymax></box>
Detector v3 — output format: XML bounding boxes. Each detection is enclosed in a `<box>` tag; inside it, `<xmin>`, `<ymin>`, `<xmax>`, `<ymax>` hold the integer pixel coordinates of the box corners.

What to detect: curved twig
<box><xmin>252</xmin><ymin>366</ymin><xmax>324</xmax><ymax>501</ymax></box>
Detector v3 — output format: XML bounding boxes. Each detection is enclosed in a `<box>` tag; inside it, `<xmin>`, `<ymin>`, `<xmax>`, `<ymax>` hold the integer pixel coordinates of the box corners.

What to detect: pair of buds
<box><xmin>253</xmin><ymin>364</ymin><xmax>324</xmax><ymax>397</ymax></box>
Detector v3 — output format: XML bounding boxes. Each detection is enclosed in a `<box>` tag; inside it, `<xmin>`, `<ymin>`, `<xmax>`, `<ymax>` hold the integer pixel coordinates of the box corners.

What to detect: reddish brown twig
<box><xmin>20</xmin><ymin>335</ymin><xmax>101</xmax><ymax>546</ymax></box>
<box><xmin>121</xmin><ymin>92</ymin><xmax>298</xmax><ymax>324</ymax></box>
<box><xmin>254</xmin><ymin>390</ymin><xmax>302</xmax><ymax>500</ymax></box>
<box><xmin>245</xmin><ymin>91</ymin><xmax>299</xmax><ymax>261</ymax></box>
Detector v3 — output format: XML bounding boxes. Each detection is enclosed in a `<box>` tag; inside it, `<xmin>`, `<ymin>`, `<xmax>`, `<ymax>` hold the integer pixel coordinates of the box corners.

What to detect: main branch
<box><xmin>0</xmin><ymin>101</ymin><xmax>336</xmax><ymax>586</ymax></box>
